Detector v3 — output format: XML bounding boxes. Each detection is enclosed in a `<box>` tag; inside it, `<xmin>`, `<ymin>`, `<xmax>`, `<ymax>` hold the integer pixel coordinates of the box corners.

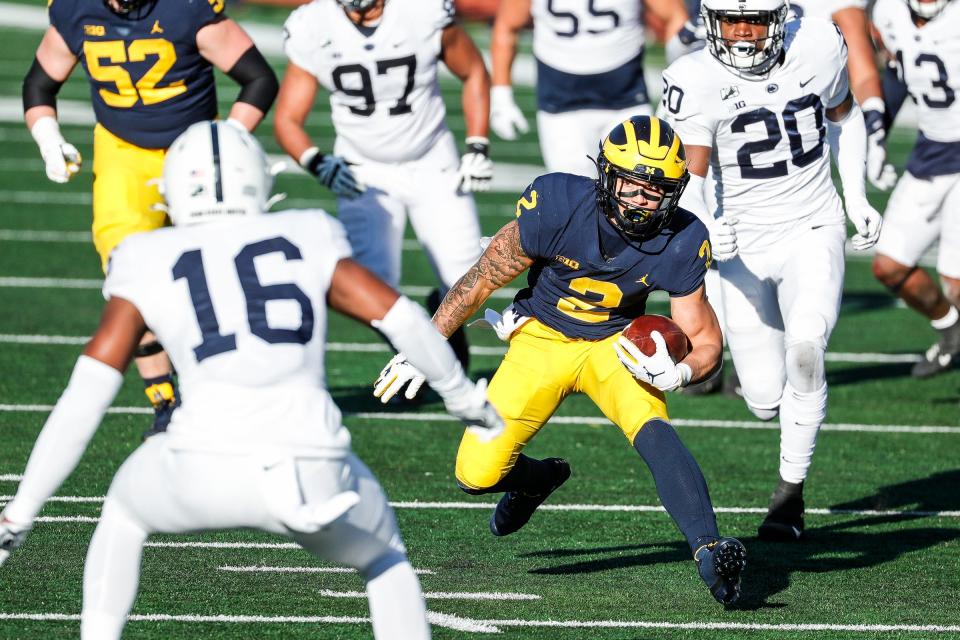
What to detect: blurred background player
<box><xmin>274</xmin><ymin>0</ymin><xmax>491</xmax><ymax>372</ymax></box>
<box><xmin>22</xmin><ymin>0</ymin><xmax>278</xmax><ymax>436</ymax></box>
<box><xmin>870</xmin><ymin>0</ymin><xmax>960</xmax><ymax>379</ymax></box>
<box><xmin>0</xmin><ymin>121</ymin><xmax>503</xmax><ymax>640</ymax></box>
<box><xmin>375</xmin><ymin>116</ymin><xmax>748</xmax><ymax>606</ymax></box>
<box><xmin>489</xmin><ymin>0</ymin><xmax>689</xmax><ymax>176</ymax></box>
<box><xmin>662</xmin><ymin>0</ymin><xmax>883</xmax><ymax>541</ymax></box>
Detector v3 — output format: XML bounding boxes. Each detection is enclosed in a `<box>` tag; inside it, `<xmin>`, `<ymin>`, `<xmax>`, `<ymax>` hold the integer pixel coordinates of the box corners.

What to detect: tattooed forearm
<box><xmin>432</xmin><ymin>220</ymin><xmax>534</xmax><ymax>338</ymax></box>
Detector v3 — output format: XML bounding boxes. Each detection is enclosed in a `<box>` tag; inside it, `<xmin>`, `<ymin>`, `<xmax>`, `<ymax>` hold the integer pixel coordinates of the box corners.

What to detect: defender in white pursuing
<box><xmin>0</xmin><ymin>122</ymin><xmax>503</xmax><ymax>640</ymax></box>
<box><xmin>661</xmin><ymin>0</ymin><xmax>883</xmax><ymax>541</ymax></box>
<box><xmin>871</xmin><ymin>0</ymin><xmax>960</xmax><ymax>379</ymax></box>
<box><xmin>274</xmin><ymin>0</ymin><xmax>492</xmax><ymax>369</ymax></box>
<box><xmin>490</xmin><ymin>0</ymin><xmax>688</xmax><ymax>176</ymax></box>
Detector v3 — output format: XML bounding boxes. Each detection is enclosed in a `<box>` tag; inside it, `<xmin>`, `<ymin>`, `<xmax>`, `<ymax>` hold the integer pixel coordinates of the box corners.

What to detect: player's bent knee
<box><xmin>873</xmin><ymin>255</ymin><xmax>916</xmax><ymax>292</ymax></box>
<box><xmin>746</xmin><ymin>400</ymin><xmax>779</xmax><ymax>421</ymax></box>
<box><xmin>454</xmin><ymin>466</ymin><xmax>504</xmax><ymax>495</ymax></box>
<box><xmin>785</xmin><ymin>341</ymin><xmax>825</xmax><ymax>394</ymax></box>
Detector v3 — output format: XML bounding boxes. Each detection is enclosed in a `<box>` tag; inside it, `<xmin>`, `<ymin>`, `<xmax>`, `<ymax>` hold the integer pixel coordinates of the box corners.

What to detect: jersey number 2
<box><xmin>84</xmin><ymin>39</ymin><xmax>186</xmax><ymax>108</ymax></box>
<box><xmin>173</xmin><ymin>237</ymin><xmax>315</xmax><ymax>362</ymax></box>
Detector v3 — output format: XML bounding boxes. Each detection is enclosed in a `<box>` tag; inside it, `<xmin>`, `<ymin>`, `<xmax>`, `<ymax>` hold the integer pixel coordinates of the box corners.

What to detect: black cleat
<box><xmin>490</xmin><ymin>458</ymin><xmax>571</xmax><ymax>537</ymax></box>
<box><xmin>758</xmin><ymin>478</ymin><xmax>805</xmax><ymax>541</ymax></box>
<box><xmin>695</xmin><ymin>537</ymin><xmax>747</xmax><ymax>605</ymax></box>
<box><xmin>911</xmin><ymin>319</ymin><xmax>960</xmax><ymax>379</ymax></box>
<box><xmin>427</xmin><ymin>288</ymin><xmax>470</xmax><ymax>372</ymax></box>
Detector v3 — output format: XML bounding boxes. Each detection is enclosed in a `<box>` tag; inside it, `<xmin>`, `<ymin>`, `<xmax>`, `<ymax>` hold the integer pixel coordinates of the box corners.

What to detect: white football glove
<box><xmin>485</xmin><ymin>305</ymin><xmax>530</xmax><ymax>342</ymax></box>
<box><xmin>440</xmin><ymin>378</ymin><xmax>505</xmax><ymax>442</ymax></box>
<box><xmin>614</xmin><ymin>332</ymin><xmax>692</xmax><ymax>392</ymax></box>
<box><xmin>0</xmin><ymin>513</ymin><xmax>32</xmax><ymax>567</ymax></box>
<box><xmin>845</xmin><ymin>198</ymin><xmax>883</xmax><ymax>251</ymax></box>
<box><xmin>490</xmin><ymin>85</ymin><xmax>529</xmax><ymax>141</ymax></box>
<box><xmin>862</xmin><ymin>99</ymin><xmax>897</xmax><ymax>192</ymax></box>
<box><xmin>458</xmin><ymin>137</ymin><xmax>493</xmax><ymax>193</ymax></box>
<box><xmin>31</xmin><ymin>116</ymin><xmax>81</xmax><ymax>184</ymax></box>
<box><xmin>708</xmin><ymin>217</ymin><xmax>739</xmax><ymax>262</ymax></box>
<box><xmin>373</xmin><ymin>353</ymin><xmax>426</xmax><ymax>403</ymax></box>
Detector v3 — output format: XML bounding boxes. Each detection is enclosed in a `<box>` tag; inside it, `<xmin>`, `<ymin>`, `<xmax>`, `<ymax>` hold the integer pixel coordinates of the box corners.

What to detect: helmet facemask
<box><xmin>595</xmin><ymin>116</ymin><xmax>690</xmax><ymax>242</ymax></box>
<box><xmin>701</xmin><ymin>2</ymin><xmax>789</xmax><ymax>75</ymax></box>
<box><xmin>906</xmin><ymin>0</ymin><xmax>951</xmax><ymax>19</ymax></box>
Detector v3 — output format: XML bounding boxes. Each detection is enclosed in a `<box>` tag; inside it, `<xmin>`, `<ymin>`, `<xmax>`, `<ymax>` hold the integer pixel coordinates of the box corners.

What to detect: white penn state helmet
<box><xmin>162</xmin><ymin>121</ymin><xmax>274</xmax><ymax>226</ymax></box>
<box><xmin>701</xmin><ymin>0</ymin><xmax>790</xmax><ymax>76</ymax></box>
<box><xmin>906</xmin><ymin>0</ymin><xmax>950</xmax><ymax>19</ymax></box>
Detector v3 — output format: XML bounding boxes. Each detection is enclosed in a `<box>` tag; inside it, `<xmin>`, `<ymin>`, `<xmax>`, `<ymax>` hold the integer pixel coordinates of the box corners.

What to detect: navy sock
<box><xmin>457</xmin><ymin>454</ymin><xmax>555</xmax><ymax>496</ymax></box>
<box><xmin>633</xmin><ymin>419</ymin><xmax>719</xmax><ymax>553</ymax></box>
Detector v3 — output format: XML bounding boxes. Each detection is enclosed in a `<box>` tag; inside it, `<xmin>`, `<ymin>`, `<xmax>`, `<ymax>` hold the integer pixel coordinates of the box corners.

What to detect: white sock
<box><xmin>778</xmin><ymin>382</ymin><xmax>828</xmax><ymax>484</ymax></box>
<box><xmin>931</xmin><ymin>305</ymin><xmax>959</xmax><ymax>330</ymax></box>
<box><xmin>366</xmin><ymin>559</ymin><xmax>431</xmax><ymax>640</ymax></box>
<box><xmin>81</xmin><ymin>500</ymin><xmax>149</xmax><ymax>640</ymax></box>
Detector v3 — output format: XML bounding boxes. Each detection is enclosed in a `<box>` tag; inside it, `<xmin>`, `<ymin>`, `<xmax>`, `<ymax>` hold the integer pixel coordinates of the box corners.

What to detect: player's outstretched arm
<box><xmin>668</xmin><ymin>285</ymin><xmax>723</xmax><ymax>384</ymax></box>
<box><xmin>433</xmin><ymin>220</ymin><xmax>533</xmax><ymax>339</ymax></box>
<box><xmin>0</xmin><ymin>298</ymin><xmax>144</xmax><ymax>567</ymax></box>
<box><xmin>23</xmin><ymin>27</ymin><xmax>81</xmax><ymax>184</ymax></box>
<box><xmin>198</xmin><ymin>19</ymin><xmax>278</xmax><ymax>131</ymax></box>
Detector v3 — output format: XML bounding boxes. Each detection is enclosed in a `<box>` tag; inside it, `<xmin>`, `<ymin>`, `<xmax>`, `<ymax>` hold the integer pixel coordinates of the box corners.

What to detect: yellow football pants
<box><xmin>92</xmin><ymin>124</ymin><xmax>168</xmax><ymax>272</ymax></box>
<box><xmin>455</xmin><ymin>319</ymin><xmax>670</xmax><ymax>490</ymax></box>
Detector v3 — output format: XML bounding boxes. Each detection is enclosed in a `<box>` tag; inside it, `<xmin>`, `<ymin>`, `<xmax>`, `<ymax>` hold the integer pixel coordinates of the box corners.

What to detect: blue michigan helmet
<box><xmin>595</xmin><ymin>115</ymin><xmax>690</xmax><ymax>241</ymax></box>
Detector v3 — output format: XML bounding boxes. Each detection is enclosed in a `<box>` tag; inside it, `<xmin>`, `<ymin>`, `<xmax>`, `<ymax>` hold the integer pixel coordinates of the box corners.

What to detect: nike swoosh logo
<box><xmin>799</xmin><ymin>76</ymin><xmax>815</xmax><ymax>88</ymax></box>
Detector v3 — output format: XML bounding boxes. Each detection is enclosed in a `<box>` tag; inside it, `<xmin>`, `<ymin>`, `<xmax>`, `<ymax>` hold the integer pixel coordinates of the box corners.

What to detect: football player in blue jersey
<box><xmin>22</xmin><ymin>0</ymin><xmax>278</xmax><ymax>438</ymax></box>
<box><xmin>375</xmin><ymin>115</ymin><xmax>748</xmax><ymax>605</ymax></box>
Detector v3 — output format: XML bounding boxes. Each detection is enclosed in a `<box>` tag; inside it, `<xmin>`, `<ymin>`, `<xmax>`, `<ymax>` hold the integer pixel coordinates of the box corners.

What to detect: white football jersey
<box><xmin>283</xmin><ymin>0</ymin><xmax>455</xmax><ymax>164</ymax></box>
<box><xmin>103</xmin><ymin>211</ymin><xmax>353</xmax><ymax>452</ymax></box>
<box><xmin>531</xmin><ymin>0</ymin><xmax>644</xmax><ymax>74</ymax></box>
<box><xmin>789</xmin><ymin>0</ymin><xmax>866</xmax><ymax>20</ymax></box>
<box><xmin>872</xmin><ymin>0</ymin><xmax>960</xmax><ymax>142</ymax></box>
<box><xmin>662</xmin><ymin>19</ymin><xmax>849</xmax><ymax>242</ymax></box>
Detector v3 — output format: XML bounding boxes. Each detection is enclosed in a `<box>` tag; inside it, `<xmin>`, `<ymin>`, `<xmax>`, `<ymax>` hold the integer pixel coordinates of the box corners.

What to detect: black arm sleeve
<box><xmin>882</xmin><ymin>63</ymin><xmax>910</xmax><ymax>132</ymax></box>
<box><xmin>22</xmin><ymin>58</ymin><xmax>65</xmax><ymax>112</ymax></box>
<box><xmin>225</xmin><ymin>46</ymin><xmax>279</xmax><ymax>115</ymax></box>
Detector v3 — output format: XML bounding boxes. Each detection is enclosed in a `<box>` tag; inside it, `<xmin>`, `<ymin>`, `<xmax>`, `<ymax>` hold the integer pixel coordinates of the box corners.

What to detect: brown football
<box><xmin>622</xmin><ymin>315</ymin><xmax>691</xmax><ymax>361</ymax></box>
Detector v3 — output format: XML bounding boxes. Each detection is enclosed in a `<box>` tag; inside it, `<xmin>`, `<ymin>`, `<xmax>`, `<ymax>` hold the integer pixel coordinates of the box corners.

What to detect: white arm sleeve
<box><xmin>828</xmin><ymin>100</ymin><xmax>869</xmax><ymax>204</ymax></box>
<box><xmin>679</xmin><ymin>172</ymin><xmax>711</xmax><ymax>223</ymax></box>
<box><xmin>371</xmin><ymin>295</ymin><xmax>472</xmax><ymax>397</ymax></box>
<box><xmin>4</xmin><ymin>356</ymin><xmax>123</xmax><ymax>523</ymax></box>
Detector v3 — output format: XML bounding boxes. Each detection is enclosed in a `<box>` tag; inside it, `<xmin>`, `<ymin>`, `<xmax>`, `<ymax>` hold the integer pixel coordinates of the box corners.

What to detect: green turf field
<box><xmin>0</xmin><ymin>4</ymin><xmax>959</xmax><ymax>639</ymax></box>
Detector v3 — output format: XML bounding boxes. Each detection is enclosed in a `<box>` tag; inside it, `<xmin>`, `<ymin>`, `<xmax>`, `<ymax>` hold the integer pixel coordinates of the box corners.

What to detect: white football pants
<box><xmin>875</xmin><ymin>170</ymin><xmax>960</xmax><ymax>278</ymax></box>
<box><xmin>337</xmin><ymin>142</ymin><xmax>482</xmax><ymax>291</ymax></box>
<box><xmin>718</xmin><ymin>223</ymin><xmax>845</xmax><ymax>483</ymax></box>
<box><xmin>80</xmin><ymin>435</ymin><xmax>430</xmax><ymax>640</ymax></box>
<box><xmin>537</xmin><ymin>103</ymin><xmax>652</xmax><ymax>177</ymax></box>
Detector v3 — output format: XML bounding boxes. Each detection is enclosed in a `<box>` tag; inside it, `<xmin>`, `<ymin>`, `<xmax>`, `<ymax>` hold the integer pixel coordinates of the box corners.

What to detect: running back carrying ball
<box><xmin>622</xmin><ymin>314</ymin><xmax>692</xmax><ymax>362</ymax></box>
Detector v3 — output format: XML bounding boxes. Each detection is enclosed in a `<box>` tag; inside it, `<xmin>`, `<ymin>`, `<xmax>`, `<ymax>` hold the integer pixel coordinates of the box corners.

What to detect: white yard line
<box><xmin>219</xmin><ymin>564</ymin><xmax>434</xmax><ymax>575</ymax></box>
<box><xmin>0</xmin><ymin>612</ymin><xmax>956</xmax><ymax>634</ymax></box>
<box><xmin>319</xmin><ymin>589</ymin><xmax>540</xmax><ymax>601</ymax></box>
<box><xmin>0</xmin><ymin>403</ymin><xmax>955</xmax><ymax>433</ymax></box>
<box><xmin>6</xmin><ymin>498</ymin><xmax>959</xmax><ymax>519</ymax></box>
<box><xmin>0</xmin><ymin>474</ymin><xmax>22</xmax><ymax>482</ymax></box>
<box><xmin>0</xmin><ymin>333</ymin><xmax>927</xmax><ymax>363</ymax></box>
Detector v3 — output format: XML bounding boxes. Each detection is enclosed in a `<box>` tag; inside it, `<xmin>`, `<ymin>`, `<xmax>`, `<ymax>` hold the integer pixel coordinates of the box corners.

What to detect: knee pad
<box><xmin>746</xmin><ymin>401</ymin><xmax>779</xmax><ymax>422</ymax></box>
<box><xmin>785</xmin><ymin>341</ymin><xmax>826</xmax><ymax>394</ymax></box>
<box><xmin>786</xmin><ymin>312</ymin><xmax>828</xmax><ymax>350</ymax></box>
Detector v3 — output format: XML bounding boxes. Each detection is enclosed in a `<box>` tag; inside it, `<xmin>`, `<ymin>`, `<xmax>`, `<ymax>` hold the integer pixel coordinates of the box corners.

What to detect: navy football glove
<box><xmin>862</xmin><ymin>98</ymin><xmax>896</xmax><ymax>191</ymax></box>
<box><xmin>301</xmin><ymin>148</ymin><xmax>364</xmax><ymax>199</ymax></box>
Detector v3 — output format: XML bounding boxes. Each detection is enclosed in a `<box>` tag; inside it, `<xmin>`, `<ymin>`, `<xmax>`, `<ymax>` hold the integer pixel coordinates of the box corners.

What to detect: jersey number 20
<box><xmin>173</xmin><ymin>237</ymin><xmax>315</xmax><ymax>362</ymax></box>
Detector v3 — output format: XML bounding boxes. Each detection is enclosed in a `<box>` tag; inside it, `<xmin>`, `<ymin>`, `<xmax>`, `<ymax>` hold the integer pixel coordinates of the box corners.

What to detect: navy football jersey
<box><xmin>49</xmin><ymin>0</ymin><xmax>224</xmax><ymax>149</ymax></box>
<box><xmin>512</xmin><ymin>173</ymin><xmax>711</xmax><ymax>340</ymax></box>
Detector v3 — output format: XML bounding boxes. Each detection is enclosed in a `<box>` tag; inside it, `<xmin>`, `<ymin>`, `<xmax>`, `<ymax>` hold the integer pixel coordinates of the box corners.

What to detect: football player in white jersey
<box><xmin>274</xmin><ymin>0</ymin><xmax>492</xmax><ymax>370</ymax></box>
<box><xmin>870</xmin><ymin>0</ymin><xmax>960</xmax><ymax>378</ymax></box>
<box><xmin>489</xmin><ymin>0</ymin><xmax>689</xmax><ymax>176</ymax></box>
<box><xmin>0</xmin><ymin>121</ymin><xmax>503</xmax><ymax>640</ymax></box>
<box><xmin>661</xmin><ymin>0</ymin><xmax>883</xmax><ymax>541</ymax></box>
